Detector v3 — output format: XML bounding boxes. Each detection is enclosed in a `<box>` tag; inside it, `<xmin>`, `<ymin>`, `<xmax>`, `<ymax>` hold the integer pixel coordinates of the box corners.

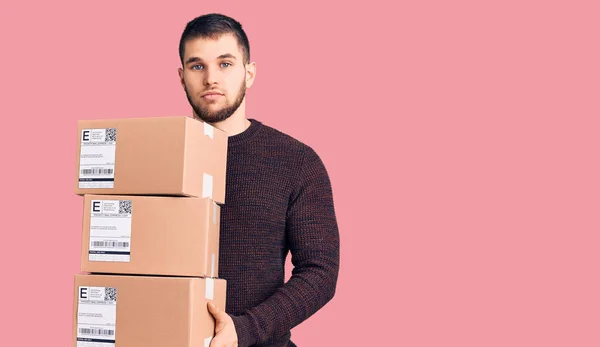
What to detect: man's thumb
<box><xmin>207</xmin><ymin>301</ymin><xmax>226</xmax><ymax>332</ymax></box>
<box><xmin>208</xmin><ymin>301</ymin><xmax>220</xmax><ymax>318</ymax></box>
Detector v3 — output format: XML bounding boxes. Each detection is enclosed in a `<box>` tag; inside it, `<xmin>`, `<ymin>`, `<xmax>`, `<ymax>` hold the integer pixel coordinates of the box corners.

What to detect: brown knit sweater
<box><xmin>219</xmin><ymin>118</ymin><xmax>340</xmax><ymax>347</ymax></box>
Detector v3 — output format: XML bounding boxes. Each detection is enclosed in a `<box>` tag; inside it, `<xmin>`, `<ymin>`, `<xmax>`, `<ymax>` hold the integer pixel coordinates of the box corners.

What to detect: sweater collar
<box><xmin>227</xmin><ymin>118</ymin><xmax>262</xmax><ymax>146</ymax></box>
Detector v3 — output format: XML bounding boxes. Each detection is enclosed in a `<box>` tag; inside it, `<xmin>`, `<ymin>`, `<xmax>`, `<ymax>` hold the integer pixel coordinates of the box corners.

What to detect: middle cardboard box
<box><xmin>80</xmin><ymin>194</ymin><xmax>220</xmax><ymax>277</ymax></box>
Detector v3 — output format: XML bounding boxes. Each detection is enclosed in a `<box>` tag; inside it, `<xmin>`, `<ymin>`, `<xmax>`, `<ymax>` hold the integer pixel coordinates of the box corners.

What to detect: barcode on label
<box><xmin>92</xmin><ymin>241</ymin><xmax>129</xmax><ymax>248</ymax></box>
<box><xmin>81</xmin><ymin>168</ymin><xmax>114</xmax><ymax>175</ymax></box>
<box><xmin>105</xmin><ymin>128</ymin><xmax>117</xmax><ymax>141</ymax></box>
<box><xmin>79</xmin><ymin>328</ymin><xmax>115</xmax><ymax>336</ymax></box>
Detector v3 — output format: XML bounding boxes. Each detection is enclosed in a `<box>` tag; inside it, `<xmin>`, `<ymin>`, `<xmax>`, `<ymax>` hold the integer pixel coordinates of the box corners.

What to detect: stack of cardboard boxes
<box><xmin>71</xmin><ymin>116</ymin><xmax>228</xmax><ymax>347</ymax></box>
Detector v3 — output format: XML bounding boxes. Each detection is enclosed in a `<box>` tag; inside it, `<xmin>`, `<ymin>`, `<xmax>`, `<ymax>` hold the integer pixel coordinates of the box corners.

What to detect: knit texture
<box><xmin>218</xmin><ymin>119</ymin><xmax>340</xmax><ymax>347</ymax></box>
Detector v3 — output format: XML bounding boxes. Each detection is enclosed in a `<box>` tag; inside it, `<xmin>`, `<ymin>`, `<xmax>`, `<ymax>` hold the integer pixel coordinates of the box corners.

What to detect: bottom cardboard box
<box><xmin>72</xmin><ymin>274</ymin><xmax>226</xmax><ymax>347</ymax></box>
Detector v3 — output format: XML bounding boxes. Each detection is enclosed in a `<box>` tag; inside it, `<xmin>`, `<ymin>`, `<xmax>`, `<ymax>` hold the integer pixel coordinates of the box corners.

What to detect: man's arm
<box><xmin>230</xmin><ymin>146</ymin><xmax>340</xmax><ymax>346</ymax></box>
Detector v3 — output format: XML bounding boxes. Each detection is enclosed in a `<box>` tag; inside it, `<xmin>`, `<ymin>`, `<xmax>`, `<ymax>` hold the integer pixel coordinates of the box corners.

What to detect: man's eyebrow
<box><xmin>217</xmin><ymin>53</ymin><xmax>237</xmax><ymax>60</ymax></box>
<box><xmin>185</xmin><ymin>56</ymin><xmax>202</xmax><ymax>65</ymax></box>
<box><xmin>185</xmin><ymin>54</ymin><xmax>237</xmax><ymax>65</ymax></box>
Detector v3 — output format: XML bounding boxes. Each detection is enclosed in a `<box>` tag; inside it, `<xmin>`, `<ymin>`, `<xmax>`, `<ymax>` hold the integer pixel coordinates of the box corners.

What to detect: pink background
<box><xmin>1</xmin><ymin>1</ymin><xmax>599</xmax><ymax>346</ymax></box>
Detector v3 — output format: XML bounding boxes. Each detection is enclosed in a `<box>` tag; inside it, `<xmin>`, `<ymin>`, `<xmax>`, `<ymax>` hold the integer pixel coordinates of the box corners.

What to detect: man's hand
<box><xmin>208</xmin><ymin>301</ymin><xmax>238</xmax><ymax>347</ymax></box>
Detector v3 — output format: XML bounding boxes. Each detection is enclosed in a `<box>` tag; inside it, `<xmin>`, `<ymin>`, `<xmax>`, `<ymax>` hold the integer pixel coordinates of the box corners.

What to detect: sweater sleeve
<box><xmin>230</xmin><ymin>146</ymin><xmax>340</xmax><ymax>346</ymax></box>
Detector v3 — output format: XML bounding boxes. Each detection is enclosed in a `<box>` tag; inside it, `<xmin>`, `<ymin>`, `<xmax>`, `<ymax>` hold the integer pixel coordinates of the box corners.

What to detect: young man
<box><xmin>177</xmin><ymin>13</ymin><xmax>340</xmax><ymax>347</ymax></box>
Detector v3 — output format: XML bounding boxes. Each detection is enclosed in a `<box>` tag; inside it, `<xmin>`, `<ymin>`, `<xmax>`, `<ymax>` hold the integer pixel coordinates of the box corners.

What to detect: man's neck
<box><xmin>194</xmin><ymin>107</ymin><xmax>250</xmax><ymax>136</ymax></box>
<box><xmin>211</xmin><ymin>115</ymin><xmax>250</xmax><ymax>136</ymax></box>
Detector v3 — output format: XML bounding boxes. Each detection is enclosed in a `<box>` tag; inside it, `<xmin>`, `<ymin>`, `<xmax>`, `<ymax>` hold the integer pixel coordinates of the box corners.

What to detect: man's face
<box><xmin>178</xmin><ymin>34</ymin><xmax>253</xmax><ymax>123</ymax></box>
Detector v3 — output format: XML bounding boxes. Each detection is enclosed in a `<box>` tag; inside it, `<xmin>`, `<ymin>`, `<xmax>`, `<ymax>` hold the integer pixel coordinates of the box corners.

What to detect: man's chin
<box><xmin>194</xmin><ymin>111</ymin><xmax>232</xmax><ymax>124</ymax></box>
<box><xmin>200</xmin><ymin>116</ymin><xmax>222</xmax><ymax>124</ymax></box>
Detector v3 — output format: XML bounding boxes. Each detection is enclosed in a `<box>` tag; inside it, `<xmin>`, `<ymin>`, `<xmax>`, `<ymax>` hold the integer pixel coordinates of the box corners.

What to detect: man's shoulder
<box><xmin>257</xmin><ymin>120</ymin><xmax>315</xmax><ymax>155</ymax></box>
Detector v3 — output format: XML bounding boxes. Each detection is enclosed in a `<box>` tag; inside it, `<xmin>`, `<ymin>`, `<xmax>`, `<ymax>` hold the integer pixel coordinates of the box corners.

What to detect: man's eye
<box><xmin>221</xmin><ymin>62</ymin><xmax>231</xmax><ymax>68</ymax></box>
<box><xmin>192</xmin><ymin>65</ymin><xmax>203</xmax><ymax>70</ymax></box>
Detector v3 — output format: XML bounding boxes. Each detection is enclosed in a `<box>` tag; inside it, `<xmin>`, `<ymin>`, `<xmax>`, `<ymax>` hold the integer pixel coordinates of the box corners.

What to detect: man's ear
<box><xmin>245</xmin><ymin>61</ymin><xmax>256</xmax><ymax>88</ymax></box>
<box><xmin>178</xmin><ymin>67</ymin><xmax>185</xmax><ymax>88</ymax></box>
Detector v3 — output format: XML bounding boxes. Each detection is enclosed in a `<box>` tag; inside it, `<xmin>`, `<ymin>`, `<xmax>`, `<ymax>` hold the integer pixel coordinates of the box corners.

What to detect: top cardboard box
<box><xmin>75</xmin><ymin>116</ymin><xmax>228</xmax><ymax>203</ymax></box>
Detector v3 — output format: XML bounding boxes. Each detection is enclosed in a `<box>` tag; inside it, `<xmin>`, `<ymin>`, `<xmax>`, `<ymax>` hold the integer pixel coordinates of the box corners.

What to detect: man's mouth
<box><xmin>202</xmin><ymin>93</ymin><xmax>223</xmax><ymax>100</ymax></box>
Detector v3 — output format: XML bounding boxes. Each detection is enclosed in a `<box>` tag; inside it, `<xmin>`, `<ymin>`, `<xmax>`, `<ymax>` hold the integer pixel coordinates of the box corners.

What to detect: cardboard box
<box><xmin>81</xmin><ymin>194</ymin><xmax>221</xmax><ymax>277</ymax></box>
<box><xmin>72</xmin><ymin>274</ymin><xmax>226</xmax><ymax>347</ymax></box>
<box><xmin>75</xmin><ymin>116</ymin><xmax>228</xmax><ymax>203</ymax></box>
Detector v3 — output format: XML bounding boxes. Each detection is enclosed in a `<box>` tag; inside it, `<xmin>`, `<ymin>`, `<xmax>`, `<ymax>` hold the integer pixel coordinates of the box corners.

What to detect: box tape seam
<box><xmin>211</xmin><ymin>254</ymin><xmax>215</xmax><ymax>278</ymax></box>
<box><xmin>202</xmin><ymin>173</ymin><xmax>213</xmax><ymax>198</ymax></box>
<box><xmin>205</xmin><ymin>278</ymin><xmax>214</xmax><ymax>300</ymax></box>
<box><xmin>204</xmin><ymin>123</ymin><xmax>214</xmax><ymax>139</ymax></box>
<box><xmin>212</xmin><ymin>201</ymin><xmax>217</xmax><ymax>224</ymax></box>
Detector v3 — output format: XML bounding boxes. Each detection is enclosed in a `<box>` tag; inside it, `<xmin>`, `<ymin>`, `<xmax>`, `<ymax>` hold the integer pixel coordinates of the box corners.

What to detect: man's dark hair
<box><xmin>179</xmin><ymin>13</ymin><xmax>250</xmax><ymax>65</ymax></box>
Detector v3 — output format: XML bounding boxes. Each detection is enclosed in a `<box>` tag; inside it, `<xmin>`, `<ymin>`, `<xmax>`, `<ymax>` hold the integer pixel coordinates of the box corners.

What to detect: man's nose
<box><xmin>203</xmin><ymin>66</ymin><xmax>219</xmax><ymax>86</ymax></box>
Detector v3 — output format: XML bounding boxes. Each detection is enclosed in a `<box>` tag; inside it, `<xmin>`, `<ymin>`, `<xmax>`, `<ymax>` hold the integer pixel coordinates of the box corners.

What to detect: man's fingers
<box><xmin>209</xmin><ymin>337</ymin><xmax>233</xmax><ymax>347</ymax></box>
<box><xmin>209</xmin><ymin>337</ymin><xmax>234</xmax><ymax>347</ymax></box>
